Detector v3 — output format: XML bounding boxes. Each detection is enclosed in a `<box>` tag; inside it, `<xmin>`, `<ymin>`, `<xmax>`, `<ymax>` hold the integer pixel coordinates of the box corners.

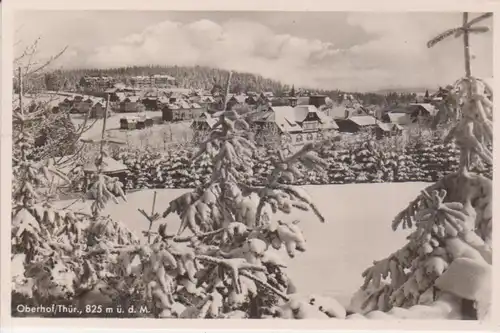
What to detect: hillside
<box><xmin>49</xmin><ymin>65</ymin><xmax>291</xmax><ymax>95</ymax></box>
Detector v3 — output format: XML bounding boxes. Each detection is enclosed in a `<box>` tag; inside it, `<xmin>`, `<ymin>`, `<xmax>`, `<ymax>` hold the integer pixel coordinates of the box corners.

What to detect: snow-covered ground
<box><xmin>55</xmin><ymin>182</ymin><xmax>428</xmax><ymax>306</ymax></box>
<box><xmin>70</xmin><ymin>112</ymin><xmax>193</xmax><ymax>145</ymax></box>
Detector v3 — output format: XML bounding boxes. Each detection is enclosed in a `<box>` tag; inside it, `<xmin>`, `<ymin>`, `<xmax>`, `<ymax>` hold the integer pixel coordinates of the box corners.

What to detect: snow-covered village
<box><xmin>8</xmin><ymin>9</ymin><xmax>493</xmax><ymax>323</ymax></box>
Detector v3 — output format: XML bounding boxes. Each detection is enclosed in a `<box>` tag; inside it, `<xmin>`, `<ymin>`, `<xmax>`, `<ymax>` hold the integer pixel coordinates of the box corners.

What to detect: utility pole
<box><xmin>18</xmin><ymin>67</ymin><xmax>23</xmax><ymax>117</ymax></box>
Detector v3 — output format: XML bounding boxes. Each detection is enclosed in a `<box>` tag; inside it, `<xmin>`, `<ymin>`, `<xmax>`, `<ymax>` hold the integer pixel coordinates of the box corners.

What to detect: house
<box><xmin>162</xmin><ymin>102</ymin><xmax>206</xmax><ymax>122</ymax></box>
<box><xmin>142</xmin><ymin>94</ymin><xmax>170</xmax><ymax>111</ymax></box>
<box><xmin>82</xmin><ymin>75</ymin><xmax>115</xmax><ymax>91</ymax></box>
<box><xmin>256</xmin><ymin>92</ymin><xmax>275</xmax><ymax>105</ymax></box>
<box><xmin>105</xmin><ymin>89</ymin><xmax>129</xmax><ymax>103</ymax></box>
<box><xmin>70</xmin><ymin>97</ymin><xmax>94</xmax><ymax>114</ymax></box>
<box><xmin>190</xmin><ymin>95</ymin><xmax>215</xmax><ymax>110</ymax></box>
<box><xmin>83</xmin><ymin>157</ymin><xmax>129</xmax><ymax>186</ymax></box>
<box><xmin>162</xmin><ymin>104</ymin><xmax>179</xmax><ymax>122</ymax></box>
<box><xmin>130</xmin><ymin>75</ymin><xmax>151</xmax><ymax>88</ymax></box>
<box><xmin>90</xmin><ymin>101</ymin><xmax>109</xmax><ymax>119</ymax></box>
<box><xmin>381</xmin><ymin>103</ymin><xmax>438</xmax><ymax>124</ymax></box>
<box><xmin>58</xmin><ymin>98</ymin><xmax>73</xmax><ymax>113</ymax></box>
<box><xmin>251</xmin><ymin>105</ymin><xmax>338</xmax><ymax>146</ymax></box>
<box><xmin>335</xmin><ymin>116</ymin><xmax>378</xmax><ymax>133</ymax></box>
<box><xmin>120</xmin><ymin>96</ymin><xmax>146</xmax><ymax>113</ymax></box>
<box><xmin>322</xmin><ymin>101</ymin><xmax>370</xmax><ymax>120</ymax></box>
<box><xmin>226</xmin><ymin>94</ymin><xmax>248</xmax><ymax>110</ymax></box>
<box><xmin>151</xmin><ymin>74</ymin><xmax>176</xmax><ymax>87</ymax></box>
<box><xmin>142</xmin><ymin>96</ymin><xmax>160</xmax><ymax>110</ymax></box>
<box><xmin>407</xmin><ymin>103</ymin><xmax>439</xmax><ymax>117</ymax></box>
<box><xmin>375</xmin><ymin>122</ymin><xmax>404</xmax><ymax>139</ymax></box>
<box><xmin>136</xmin><ymin>115</ymin><xmax>154</xmax><ymax>129</ymax></box>
<box><xmin>120</xmin><ymin>116</ymin><xmax>138</xmax><ymax>130</ymax></box>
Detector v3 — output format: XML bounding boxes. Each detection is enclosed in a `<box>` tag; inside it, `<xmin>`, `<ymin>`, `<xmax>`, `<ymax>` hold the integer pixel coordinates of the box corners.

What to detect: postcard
<box><xmin>1</xmin><ymin>0</ymin><xmax>498</xmax><ymax>331</ymax></box>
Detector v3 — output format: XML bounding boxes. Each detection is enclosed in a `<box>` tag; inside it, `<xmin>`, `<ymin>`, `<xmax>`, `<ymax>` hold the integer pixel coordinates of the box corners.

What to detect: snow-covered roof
<box><xmin>255</xmin><ymin>105</ymin><xmax>338</xmax><ymax>132</ymax></box>
<box><xmin>121</xmin><ymin>116</ymin><xmax>139</xmax><ymax>121</ymax></box>
<box><xmin>377</xmin><ymin>122</ymin><xmax>403</xmax><ymax>132</ymax></box>
<box><xmin>408</xmin><ymin>103</ymin><xmax>439</xmax><ymax>116</ymax></box>
<box><xmin>348</xmin><ymin>116</ymin><xmax>378</xmax><ymax>126</ymax></box>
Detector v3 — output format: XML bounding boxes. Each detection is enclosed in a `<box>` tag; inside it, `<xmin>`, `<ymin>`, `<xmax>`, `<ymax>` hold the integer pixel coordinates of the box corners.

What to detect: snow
<box><xmin>55</xmin><ymin>182</ymin><xmax>429</xmax><ymax>307</ymax></box>
<box><xmin>70</xmin><ymin>113</ymin><xmax>193</xmax><ymax>145</ymax></box>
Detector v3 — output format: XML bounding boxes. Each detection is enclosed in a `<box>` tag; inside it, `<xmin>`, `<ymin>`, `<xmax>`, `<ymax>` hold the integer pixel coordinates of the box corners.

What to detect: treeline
<box><xmin>312</xmin><ymin>89</ymin><xmax>419</xmax><ymax>107</ymax></box>
<box><xmin>37</xmin><ymin>65</ymin><xmax>422</xmax><ymax>107</ymax></box>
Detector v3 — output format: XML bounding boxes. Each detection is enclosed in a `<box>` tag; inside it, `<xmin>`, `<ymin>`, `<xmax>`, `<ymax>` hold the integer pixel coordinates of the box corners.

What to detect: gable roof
<box><xmin>265</xmin><ymin>106</ymin><xmax>302</xmax><ymax>132</ymax></box>
<box><xmin>348</xmin><ymin>116</ymin><xmax>378</xmax><ymax>126</ymax></box>
<box><xmin>408</xmin><ymin>103</ymin><xmax>438</xmax><ymax>116</ymax></box>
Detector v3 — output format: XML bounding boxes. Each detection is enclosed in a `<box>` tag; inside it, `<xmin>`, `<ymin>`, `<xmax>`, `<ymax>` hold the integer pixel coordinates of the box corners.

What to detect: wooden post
<box><xmin>97</xmin><ymin>93</ymin><xmax>111</xmax><ymax>172</ymax></box>
<box><xmin>462</xmin><ymin>13</ymin><xmax>472</xmax><ymax>77</ymax></box>
<box><xmin>18</xmin><ymin>67</ymin><xmax>23</xmax><ymax>116</ymax></box>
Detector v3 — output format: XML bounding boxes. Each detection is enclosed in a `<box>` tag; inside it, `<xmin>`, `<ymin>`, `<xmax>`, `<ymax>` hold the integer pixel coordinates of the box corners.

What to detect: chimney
<box><xmin>345</xmin><ymin>108</ymin><xmax>350</xmax><ymax>119</ymax></box>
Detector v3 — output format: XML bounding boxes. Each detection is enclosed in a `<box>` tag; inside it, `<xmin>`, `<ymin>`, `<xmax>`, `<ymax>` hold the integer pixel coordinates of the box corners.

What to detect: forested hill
<box><xmin>54</xmin><ymin>65</ymin><xmax>291</xmax><ymax>94</ymax></box>
<box><xmin>40</xmin><ymin>65</ymin><xmax>422</xmax><ymax>106</ymax></box>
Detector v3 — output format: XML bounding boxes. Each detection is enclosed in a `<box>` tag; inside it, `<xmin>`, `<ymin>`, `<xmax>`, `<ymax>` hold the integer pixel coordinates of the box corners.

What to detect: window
<box><xmin>296</xmin><ymin>134</ymin><xmax>303</xmax><ymax>142</ymax></box>
<box><xmin>281</xmin><ymin>134</ymin><xmax>291</xmax><ymax>143</ymax></box>
<box><xmin>317</xmin><ymin>133</ymin><xmax>323</xmax><ymax>140</ymax></box>
<box><xmin>306</xmin><ymin>133</ymin><xmax>314</xmax><ymax>141</ymax></box>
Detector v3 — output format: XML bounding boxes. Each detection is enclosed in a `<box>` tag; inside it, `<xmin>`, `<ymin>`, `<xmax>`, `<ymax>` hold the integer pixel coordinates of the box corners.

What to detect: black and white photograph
<box><xmin>2</xmin><ymin>1</ymin><xmax>495</xmax><ymax>327</ymax></box>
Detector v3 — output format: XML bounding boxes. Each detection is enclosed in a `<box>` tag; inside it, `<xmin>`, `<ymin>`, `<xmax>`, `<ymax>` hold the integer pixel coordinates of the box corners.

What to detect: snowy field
<box><xmin>55</xmin><ymin>182</ymin><xmax>428</xmax><ymax>306</ymax></box>
<box><xmin>70</xmin><ymin>112</ymin><xmax>193</xmax><ymax>145</ymax></box>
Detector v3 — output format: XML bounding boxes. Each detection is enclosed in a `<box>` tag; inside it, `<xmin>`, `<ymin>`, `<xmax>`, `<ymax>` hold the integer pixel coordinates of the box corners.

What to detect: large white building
<box><xmin>130</xmin><ymin>74</ymin><xmax>176</xmax><ymax>88</ymax></box>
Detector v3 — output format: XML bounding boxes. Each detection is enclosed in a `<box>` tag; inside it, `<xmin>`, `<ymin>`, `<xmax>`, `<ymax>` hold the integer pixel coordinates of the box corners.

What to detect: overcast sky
<box><xmin>14</xmin><ymin>10</ymin><xmax>493</xmax><ymax>92</ymax></box>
